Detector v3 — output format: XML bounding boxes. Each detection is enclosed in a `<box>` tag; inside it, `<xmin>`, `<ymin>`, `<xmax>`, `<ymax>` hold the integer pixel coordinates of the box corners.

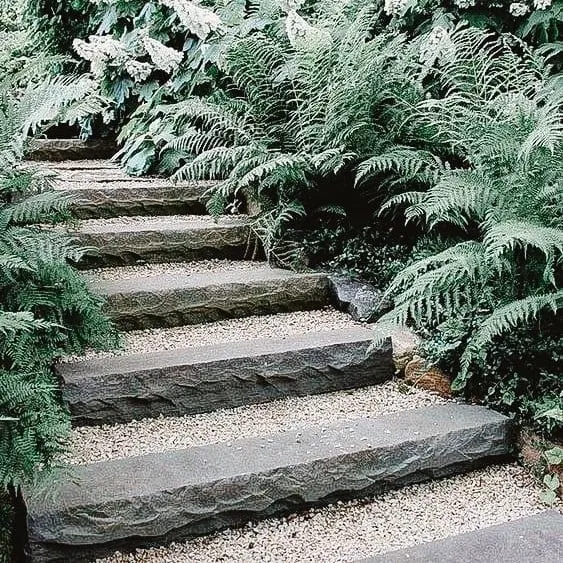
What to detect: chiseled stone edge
<box><xmin>75</xmin><ymin>222</ymin><xmax>251</xmax><ymax>267</ymax></box>
<box><xmin>359</xmin><ymin>511</ymin><xmax>563</xmax><ymax>563</ymax></box>
<box><xmin>24</xmin><ymin>404</ymin><xmax>511</xmax><ymax>562</ymax></box>
<box><xmin>97</xmin><ymin>272</ymin><xmax>331</xmax><ymax>330</ymax></box>
<box><xmin>57</xmin><ymin>328</ymin><xmax>393</xmax><ymax>425</ymax></box>
<box><xmin>27</xmin><ymin>139</ymin><xmax>118</xmax><ymax>161</ymax></box>
<box><xmin>67</xmin><ymin>183</ymin><xmax>208</xmax><ymax>219</ymax></box>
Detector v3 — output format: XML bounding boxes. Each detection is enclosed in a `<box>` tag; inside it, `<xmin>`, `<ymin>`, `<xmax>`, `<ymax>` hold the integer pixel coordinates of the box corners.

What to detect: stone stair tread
<box><xmin>74</xmin><ymin>215</ymin><xmax>251</xmax><ymax>267</ymax></box>
<box><xmin>88</xmin><ymin>264</ymin><xmax>317</xmax><ymax>294</ymax></box>
<box><xmin>56</xmin><ymin>327</ymin><xmax>393</xmax><ymax>425</ymax></box>
<box><xmin>360</xmin><ymin>511</ymin><xmax>563</xmax><ymax>563</ymax></box>
<box><xmin>25</xmin><ymin>404</ymin><xmax>511</xmax><ymax>561</ymax></box>
<box><xmin>86</xmin><ymin>263</ymin><xmax>330</xmax><ymax>330</ymax></box>
<box><xmin>75</xmin><ymin>214</ymin><xmax>249</xmax><ymax>234</ymax></box>
<box><xmin>42</xmin><ymin>159</ymin><xmax>119</xmax><ymax>170</ymax></box>
<box><xmin>27</xmin><ymin>139</ymin><xmax>117</xmax><ymax>161</ymax></box>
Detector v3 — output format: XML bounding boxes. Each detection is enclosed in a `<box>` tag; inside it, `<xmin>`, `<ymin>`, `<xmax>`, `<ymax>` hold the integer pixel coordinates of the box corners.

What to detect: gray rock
<box><xmin>57</xmin><ymin>328</ymin><xmax>394</xmax><ymax>425</ymax></box>
<box><xmin>328</xmin><ymin>275</ymin><xmax>391</xmax><ymax>321</ymax></box>
<box><xmin>360</xmin><ymin>510</ymin><xmax>563</xmax><ymax>563</ymax></box>
<box><xmin>65</xmin><ymin>181</ymin><xmax>210</xmax><ymax>219</ymax></box>
<box><xmin>24</xmin><ymin>404</ymin><xmax>511</xmax><ymax>562</ymax></box>
<box><xmin>27</xmin><ymin>139</ymin><xmax>117</xmax><ymax>161</ymax></box>
<box><xmin>75</xmin><ymin>217</ymin><xmax>251</xmax><ymax>267</ymax></box>
<box><xmin>91</xmin><ymin>268</ymin><xmax>331</xmax><ymax>330</ymax></box>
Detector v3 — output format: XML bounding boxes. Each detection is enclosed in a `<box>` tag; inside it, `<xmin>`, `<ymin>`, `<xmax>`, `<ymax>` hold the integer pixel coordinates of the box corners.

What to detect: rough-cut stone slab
<box><xmin>90</xmin><ymin>267</ymin><xmax>330</xmax><ymax>330</ymax></box>
<box><xmin>57</xmin><ymin>328</ymin><xmax>393</xmax><ymax>425</ymax></box>
<box><xmin>58</xmin><ymin>181</ymin><xmax>212</xmax><ymax>218</ymax></box>
<box><xmin>74</xmin><ymin>216</ymin><xmax>251</xmax><ymax>267</ymax></box>
<box><xmin>360</xmin><ymin>511</ymin><xmax>563</xmax><ymax>563</ymax></box>
<box><xmin>328</xmin><ymin>275</ymin><xmax>391</xmax><ymax>321</ymax></box>
<box><xmin>27</xmin><ymin>139</ymin><xmax>117</xmax><ymax>161</ymax></box>
<box><xmin>24</xmin><ymin>404</ymin><xmax>511</xmax><ymax>562</ymax></box>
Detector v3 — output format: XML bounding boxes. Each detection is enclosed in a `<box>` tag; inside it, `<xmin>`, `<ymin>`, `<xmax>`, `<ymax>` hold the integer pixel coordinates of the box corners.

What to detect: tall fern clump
<box><xmin>0</xmin><ymin>29</ymin><xmax>117</xmax><ymax>496</ymax></box>
<box><xmin>145</xmin><ymin>1</ymin><xmax>423</xmax><ymax>263</ymax></box>
<box><xmin>371</xmin><ymin>26</ymin><xmax>562</xmax><ymax>435</ymax></box>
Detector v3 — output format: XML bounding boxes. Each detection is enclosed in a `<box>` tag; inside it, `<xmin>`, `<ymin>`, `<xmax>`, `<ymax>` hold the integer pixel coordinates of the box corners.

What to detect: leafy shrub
<box><xmin>0</xmin><ymin>20</ymin><xmax>117</xmax><ymax>489</ymax></box>
<box><xmin>372</xmin><ymin>25</ymin><xmax>562</xmax><ymax>435</ymax></box>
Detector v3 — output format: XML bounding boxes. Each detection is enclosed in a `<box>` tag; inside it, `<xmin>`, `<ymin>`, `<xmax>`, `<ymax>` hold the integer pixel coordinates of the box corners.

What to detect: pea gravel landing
<box><xmin>67</xmin><ymin>382</ymin><xmax>448</xmax><ymax>465</ymax></box>
<box><xmin>97</xmin><ymin>464</ymin><xmax>552</xmax><ymax>563</ymax></box>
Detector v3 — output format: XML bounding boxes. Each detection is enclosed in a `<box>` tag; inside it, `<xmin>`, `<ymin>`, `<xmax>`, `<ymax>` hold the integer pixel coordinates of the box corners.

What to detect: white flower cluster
<box><xmin>159</xmin><ymin>0</ymin><xmax>222</xmax><ymax>40</ymax></box>
<box><xmin>125</xmin><ymin>59</ymin><xmax>153</xmax><ymax>82</ymax></box>
<box><xmin>452</xmin><ymin>0</ymin><xmax>476</xmax><ymax>8</ymax></box>
<box><xmin>533</xmin><ymin>0</ymin><xmax>552</xmax><ymax>9</ymax></box>
<box><xmin>285</xmin><ymin>10</ymin><xmax>332</xmax><ymax>52</ymax></box>
<box><xmin>384</xmin><ymin>0</ymin><xmax>409</xmax><ymax>17</ymax></box>
<box><xmin>276</xmin><ymin>0</ymin><xmax>305</xmax><ymax>12</ymax></box>
<box><xmin>142</xmin><ymin>35</ymin><xmax>184</xmax><ymax>73</ymax></box>
<box><xmin>419</xmin><ymin>26</ymin><xmax>455</xmax><ymax>67</ymax></box>
<box><xmin>509</xmin><ymin>2</ymin><xmax>530</xmax><ymax>16</ymax></box>
<box><xmin>73</xmin><ymin>35</ymin><xmax>128</xmax><ymax>76</ymax></box>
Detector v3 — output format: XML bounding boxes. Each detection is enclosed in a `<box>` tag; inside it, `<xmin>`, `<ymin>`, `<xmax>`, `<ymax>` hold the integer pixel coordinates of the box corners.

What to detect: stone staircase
<box><xmin>20</xmin><ymin>143</ymin><xmax>559</xmax><ymax>562</ymax></box>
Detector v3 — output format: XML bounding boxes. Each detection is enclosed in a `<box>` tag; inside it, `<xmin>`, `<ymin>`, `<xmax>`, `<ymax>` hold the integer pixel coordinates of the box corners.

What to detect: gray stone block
<box><xmin>90</xmin><ymin>268</ymin><xmax>331</xmax><ymax>330</ymax></box>
<box><xmin>57</xmin><ymin>328</ymin><xmax>394</xmax><ymax>425</ymax></box>
<box><xmin>64</xmin><ymin>181</ymin><xmax>210</xmax><ymax>218</ymax></box>
<box><xmin>359</xmin><ymin>511</ymin><xmax>563</xmax><ymax>563</ymax></box>
<box><xmin>75</xmin><ymin>217</ymin><xmax>251</xmax><ymax>267</ymax></box>
<box><xmin>24</xmin><ymin>404</ymin><xmax>511</xmax><ymax>562</ymax></box>
<box><xmin>328</xmin><ymin>275</ymin><xmax>391</xmax><ymax>321</ymax></box>
<box><xmin>27</xmin><ymin>139</ymin><xmax>117</xmax><ymax>161</ymax></box>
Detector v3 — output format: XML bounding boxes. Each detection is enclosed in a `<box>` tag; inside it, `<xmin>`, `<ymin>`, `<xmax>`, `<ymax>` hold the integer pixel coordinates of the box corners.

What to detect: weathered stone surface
<box><xmin>360</xmin><ymin>511</ymin><xmax>563</xmax><ymax>563</ymax></box>
<box><xmin>75</xmin><ymin>217</ymin><xmax>251</xmax><ymax>267</ymax></box>
<box><xmin>24</xmin><ymin>404</ymin><xmax>511</xmax><ymax>562</ymax></box>
<box><xmin>90</xmin><ymin>267</ymin><xmax>331</xmax><ymax>330</ymax></box>
<box><xmin>61</xmin><ymin>181</ymin><xmax>211</xmax><ymax>218</ymax></box>
<box><xmin>58</xmin><ymin>328</ymin><xmax>393</xmax><ymax>425</ymax></box>
<box><xmin>27</xmin><ymin>139</ymin><xmax>117</xmax><ymax>161</ymax></box>
<box><xmin>328</xmin><ymin>275</ymin><xmax>391</xmax><ymax>321</ymax></box>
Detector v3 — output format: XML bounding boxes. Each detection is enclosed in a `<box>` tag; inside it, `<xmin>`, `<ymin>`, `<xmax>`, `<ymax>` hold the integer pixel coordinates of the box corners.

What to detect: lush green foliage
<box><xmin>0</xmin><ymin>16</ymin><xmax>117</xmax><ymax>489</ymax></box>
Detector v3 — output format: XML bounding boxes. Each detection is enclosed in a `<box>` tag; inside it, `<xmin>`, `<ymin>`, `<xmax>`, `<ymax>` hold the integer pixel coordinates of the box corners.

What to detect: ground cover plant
<box><xmin>0</xmin><ymin>7</ymin><xmax>118</xmax><ymax>559</ymax></box>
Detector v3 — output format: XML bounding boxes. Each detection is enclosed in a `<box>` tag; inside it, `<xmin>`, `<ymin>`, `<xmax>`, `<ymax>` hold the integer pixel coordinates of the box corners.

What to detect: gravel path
<box><xmin>55</xmin><ymin>180</ymin><xmax>217</xmax><ymax>190</ymax></box>
<box><xmin>85</xmin><ymin>259</ymin><xmax>268</xmax><ymax>281</ymax></box>
<box><xmin>98</xmin><ymin>464</ymin><xmax>550</xmax><ymax>563</ymax></box>
<box><xmin>67</xmin><ymin>381</ymin><xmax>447</xmax><ymax>465</ymax></box>
<box><xmin>46</xmin><ymin>160</ymin><xmax>119</xmax><ymax>170</ymax></box>
<box><xmin>76</xmin><ymin>215</ymin><xmax>247</xmax><ymax>229</ymax></box>
<box><xmin>61</xmin><ymin>308</ymin><xmax>365</xmax><ymax>362</ymax></box>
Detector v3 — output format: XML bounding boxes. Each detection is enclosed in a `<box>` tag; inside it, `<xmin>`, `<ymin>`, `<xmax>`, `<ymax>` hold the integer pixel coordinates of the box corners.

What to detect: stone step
<box><xmin>27</xmin><ymin>139</ymin><xmax>117</xmax><ymax>161</ymax></box>
<box><xmin>57</xmin><ymin>327</ymin><xmax>393</xmax><ymax>426</ymax></box>
<box><xmin>87</xmin><ymin>263</ymin><xmax>330</xmax><ymax>330</ymax></box>
<box><xmin>24</xmin><ymin>404</ymin><xmax>511</xmax><ymax>562</ymax></box>
<box><xmin>360</xmin><ymin>511</ymin><xmax>563</xmax><ymax>563</ymax></box>
<box><xmin>73</xmin><ymin>215</ymin><xmax>251</xmax><ymax>267</ymax></box>
<box><xmin>57</xmin><ymin>178</ymin><xmax>213</xmax><ymax>218</ymax></box>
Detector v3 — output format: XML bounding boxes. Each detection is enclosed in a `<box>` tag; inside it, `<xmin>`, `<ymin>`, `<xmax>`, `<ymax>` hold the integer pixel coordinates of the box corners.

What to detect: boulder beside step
<box><xmin>57</xmin><ymin>327</ymin><xmax>393</xmax><ymax>425</ymax></box>
<box><xmin>88</xmin><ymin>266</ymin><xmax>331</xmax><ymax>330</ymax></box>
<box><xmin>24</xmin><ymin>404</ymin><xmax>511</xmax><ymax>562</ymax></box>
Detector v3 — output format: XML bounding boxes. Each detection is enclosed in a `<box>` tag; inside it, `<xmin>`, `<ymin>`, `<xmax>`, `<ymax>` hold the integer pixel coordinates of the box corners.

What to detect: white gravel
<box><xmin>67</xmin><ymin>381</ymin><xmax>448</xmax><ymax>465</ymax></box>
<box><xmin>56</xmin><ymin>180</ymin><xmax>217</xmax><ymax>191</ymax></box>
<box><xmin>85</xmin><ymin>259</ymin><xmax>269</xmax><ymax>281</ymax></box>
<box><xmin>97</xmin><ymin>464</ymin><xmax>551</xmax><ymax>563</ymax></box>
<box><xmin>76</xmin><ymin>215</ymin><xmax>248</xmax><ymax>229</ymax></box>
<box><xmin>61</xmin><ymin>308</ymin><xmax>365</xmax><ymax>362</ymax></box>
<box><xmin>46</xmin><ymin>160</ymin><xmax>119</xmax><ymax>170</ymax></box>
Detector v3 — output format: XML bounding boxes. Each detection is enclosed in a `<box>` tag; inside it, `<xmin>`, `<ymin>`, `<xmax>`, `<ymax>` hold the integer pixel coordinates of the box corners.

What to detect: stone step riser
<box><xmin>93</xmin><ymin>272</ymin><xmax>330</xmax><ymax>331</ymax></box>
<box><xmin>24</xmin><ymin>405</ymin><xmax>511</xmax><ymax>562</ymax></box>
<box><xmin>27</xmin><ymin>139</ymin><xmax>117</xmax><ymax>161</ymax></box>
<box><xmin>66</xmin><ymin>184</ymin><xmax>208</xmax><ymax>219</ymax></box>
<box><xmin>57</xmin><ymin>329</ymin><xmax>393</xmax><ymax>426</ymax></box>
<box><xmin>76</xmin><ymin>223</ymin><xmax>251</xmax><ymax>268</ymax></box>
